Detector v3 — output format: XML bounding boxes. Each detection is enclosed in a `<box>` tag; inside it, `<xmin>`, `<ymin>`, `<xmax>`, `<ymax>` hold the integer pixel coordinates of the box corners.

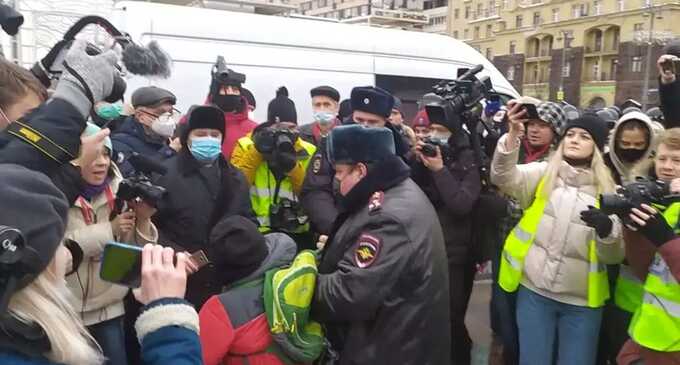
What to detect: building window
<box><xmin>486</xmin><ymin>24</ymin><xmax>493</xmax><ymax>37</ymax></box>
<box><xmin>454</xmin><ymin>8</ymin><xmax>459</xmax><ymax>18</ymax></box>
<box><xmin>319</xmin><ymin>0</ymin><xmax>327</xmax><ymax>7</ymax></box>
<box><xmin>516</xmin><ymin>14</ymin><xmax>523</xmax><ymax>28</ymax></box>
<box><xmin>533</xmin><ymin>12</ymin><xmax>541</xmax><ymax>26</ymax></box>
<box><xmin>302</xmin><ymin>1</ymin><xmax>312</xmax><ymax>10</ymax></box>
<box><xmin>361</xmin><ymin>5</ymin><xmax>369</xmax><ymax>15</ymax></box>
<box><xmin>632</xmin><ymin>56</ymin><xmax>643</xmax><ymax>72</ymax></box>
<box><xmin>552</xmin><ymin>8</ymin><xmax>559</xmax><ymax>22</ymax></box>
<box><xmin>510</xmin><ymin>40</ymin><xmax>517</xmax><ymax>54</ymax></box>
<box><xmin>502</xmin><ymin>0</ymin><xmax>509</xmax><ymax>9</ymax></box>
<box><xmin>464</xmin><ymin>28</ymin><xmax>469</xmax><ymax>39</ymax></box>
<box><xmin>618</xmin><ymin>0</ymin><xmax>624</xmax><ymax>10</ymax></box>
<box><xmin>507</xmin><ymin>66</ymin><xmax>515</xmax><ymax>80</ymax></box>
<box><xmin>453</xmin><ymin>30</ymin><xmax>459</xmax><ymax>38</ymax></box>
<box><xmin>499</xmin><ymin>21</ymin><xmax>507</xmax><ymax>31</ymax></box>
<box><xmin>572</xmin><ymin>3</ymin><xmax>588</xmax><ymax>18</ymax></box>
<box><xmin>562</xmin><ymin>62</ymin><xmax>571</xmax><ymax>77</ymax></box>
<box><xmin>643</xmin><ymin>0</ymin><xmax>651</xmax><ymax>7</ymax></box>
<box><xmin>465</xmin><ymin>6</ymin><xmax>471</xmax><ymax>18</ymax></box>
<box><xmin>489</xmin><ymin>0</ymin><xmax>496</xmax><ymax>15</ymax></box>
<box><xmin>486</xmin><ymin>48</ymin><xmax>493</xmax><ymax>59</ymax></box>
<box><xmin>474</xmin><ymin>26</ymin><xmax>480</xmax><ymax>39</ymax></box>
<box><xmin>634</xmin><ymin>23</ymin><xmax>644</xmax><ymax>31</ymax></box>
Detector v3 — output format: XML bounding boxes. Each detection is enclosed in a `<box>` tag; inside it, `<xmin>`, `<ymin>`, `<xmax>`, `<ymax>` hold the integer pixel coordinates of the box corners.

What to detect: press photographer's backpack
<box><xmin>263</xmin><ymin>250</ymin><xmax>325</xmax><ymax>364</ymax></box>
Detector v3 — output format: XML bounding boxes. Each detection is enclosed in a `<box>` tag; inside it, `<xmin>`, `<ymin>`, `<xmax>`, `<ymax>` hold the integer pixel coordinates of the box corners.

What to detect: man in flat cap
<box><xmin>111</xmin><ymin>86</ymin><xmax>180</xmax><ymax>177</ymax></box>
<box><xmin>300</xmin><ymin>85</ymin><xmax>341</xmax><ymax>146</ymax></box>
<box><xmin>312</xmin><ymin>124</ymin><xmax>451</xmax><ymax>365</ymax></box>
<box><xmin>301</xmin><ymin>86</ymin><xmax>409</xmax><ymax>236</ymax></box>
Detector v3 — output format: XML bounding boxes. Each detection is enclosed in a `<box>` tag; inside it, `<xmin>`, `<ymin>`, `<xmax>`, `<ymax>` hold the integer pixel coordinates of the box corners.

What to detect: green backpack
<box><xmin>263</xmin><ymin>250</ymin><xmax>326</xmax><ymax>364</ymax></box>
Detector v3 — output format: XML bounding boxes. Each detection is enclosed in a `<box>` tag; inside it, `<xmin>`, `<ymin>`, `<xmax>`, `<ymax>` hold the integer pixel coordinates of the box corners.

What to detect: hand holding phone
<box><xmin>133</xmin><ymin>244</ymin><xmax>189</xmax><ymax>305</ymax></box>
<box><xmin>521</xmin><ymin>103</ymin><xmax>540</xmax><ymax>120</ymax></box>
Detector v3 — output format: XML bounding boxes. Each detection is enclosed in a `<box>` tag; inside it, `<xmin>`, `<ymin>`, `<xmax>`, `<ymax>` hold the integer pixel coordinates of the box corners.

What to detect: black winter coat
<box><xmin>111</xmin><ymin>116</ymin><xmax>176</xmax><ymax>177</ymax></box>
<box><xmin>660</xmin><ymin>77</ymin><xmax>680</xmax><ymax>128</ymax></box>
<box><xmin>152</xmin><ymin>150</ymin><xmax>255</xmax><ymax>308</ymax></box>
<box><xmin>411</xmin><ymin>148</ymin><xmax>482</xmax><ymax>264</ymax></box>
<box><xmin>313</xmin><ymin>156</ymin><xmax>451</xmax><ymax>365</ymax></box>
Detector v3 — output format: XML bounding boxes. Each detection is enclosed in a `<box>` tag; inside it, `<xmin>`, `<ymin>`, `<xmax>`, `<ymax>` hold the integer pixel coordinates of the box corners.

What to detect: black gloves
<box><xmin>581</xmin><ymin>206</ymin><xmax>613</xmax><ymax>239</ymax></box>
<box><xmin>632</xmin><ymin>211</ymin><xmax>677</xmax><ymax>248</ymax></box>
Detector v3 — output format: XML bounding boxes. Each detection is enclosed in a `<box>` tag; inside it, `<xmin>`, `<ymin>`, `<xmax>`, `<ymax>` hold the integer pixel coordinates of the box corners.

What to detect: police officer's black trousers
<box><xmin>449</xmin><ymin>261</ymin><xmax>477</xmax><ymax>365</ymax></box>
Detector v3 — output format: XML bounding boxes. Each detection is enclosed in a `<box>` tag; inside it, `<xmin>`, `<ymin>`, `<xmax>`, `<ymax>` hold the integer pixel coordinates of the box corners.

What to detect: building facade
<box><xmin>450</xmin><ymin>0</ymin><xmax>680</xmax><ymax>108</ymax></box>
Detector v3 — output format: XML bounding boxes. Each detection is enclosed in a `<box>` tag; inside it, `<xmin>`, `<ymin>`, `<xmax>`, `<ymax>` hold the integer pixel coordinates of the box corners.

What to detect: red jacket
<box><xmin>221</xmin><ymin>97</ymin><xmax>258</xmax><ymax>159</ymax></box>
<box><xmin>199</xmin><ymin>296</ymin><xmax>285</xmax><ymax>365</ymax></box>
<box><xmin>617</xmin><ymin>230</ymin><xmax>680</xmax><ymax>365</ymax></box>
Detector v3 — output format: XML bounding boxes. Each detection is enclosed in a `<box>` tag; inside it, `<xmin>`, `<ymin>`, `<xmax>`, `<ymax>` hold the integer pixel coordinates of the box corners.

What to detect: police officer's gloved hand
<box><xmin>632</xmin><ymin>209</ymin><xmax>676</xmax><ymax>248</ymax></box>
<box><xmin>54</xmin><ymin>40</ymin><xmax>118</xmax><ymax>119</ymax></box>
<box><xmin>580</xmin><ymin>205</ymin><xmax>613</xmax><ymax>238</ymax></box>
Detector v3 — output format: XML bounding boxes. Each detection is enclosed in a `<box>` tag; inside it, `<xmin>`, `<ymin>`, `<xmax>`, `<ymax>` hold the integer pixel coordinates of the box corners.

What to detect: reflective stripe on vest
<box><xmin>498</xmin><ymin>177</ymin><xmax>609</xmax><ymax>308</ymax></box>
<box><xmin>615</xmin><ymin>264</ymin><xmax>645</xmax><ymax>313</ymax></box>
<box><xmin>628</xmin><ymin>202</ymin><xmax>680</xmax><ymax>352</ymax></box>
<box><xmin>247</xmin><ymin>138</ymin><xmax>316</xmax><ymax>233</ymax></box>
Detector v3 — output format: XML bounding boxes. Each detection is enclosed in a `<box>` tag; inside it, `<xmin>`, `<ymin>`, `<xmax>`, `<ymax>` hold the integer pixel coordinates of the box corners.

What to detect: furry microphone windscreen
<box><xmin>122</xmin><ymin>40</ymin><xmax>172</xmax><ymax>79</ymax></box>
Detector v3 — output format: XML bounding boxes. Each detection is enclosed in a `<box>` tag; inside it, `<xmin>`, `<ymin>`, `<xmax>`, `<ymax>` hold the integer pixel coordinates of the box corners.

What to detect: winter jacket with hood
<box><xmin>65</xmin><ymin>164</ymin><xmax>159</xmax><ymax>326</ymax></box>
<box><xmin>198</xmin><ymin>233</ymin><xmax>299</xmax><ymax>365</ymax></box>
<box><xmin>491</xmin><ymin>133</ymin><xmax>625</xmax><ymax>306</ymax></box>
<box><xmin>616</xmin><ymin>229</ymin><xmax>680</xmax><ymax>365</ymax></box>
<box><xmin>604</xmin><ymin>111</ymin><xmax>663</xmax><ymax>185</ymax></box>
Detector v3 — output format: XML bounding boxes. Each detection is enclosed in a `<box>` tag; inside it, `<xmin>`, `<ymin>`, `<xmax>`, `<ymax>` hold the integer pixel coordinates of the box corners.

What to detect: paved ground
<box><xmin>467</xmin><ymin>281</ymin><xmax>492</xmax><ymax>365</ymax></box>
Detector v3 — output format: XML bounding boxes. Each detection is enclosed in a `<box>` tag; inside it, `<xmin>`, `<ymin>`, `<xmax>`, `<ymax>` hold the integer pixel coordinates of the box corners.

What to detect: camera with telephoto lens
<box><xmin>253</xmin><ymin>127</ymin><xmax>297</xmax><ymax>156</ymax></box>
<box><xmin>116</xmin><ymin>154</ymin><xmax>167</xmax><ymax>209</ymax></box>
<box><xmin>421</xmin><ymin>137</ymin><xmax>451</xmax><ymax>158</ymax></box>
<box><xmin>213</xmin><ymin>56</ymin><xmax>246</xmax><ymax>85</ymax></box>
<box><xmin>269</xmin><ymin>198</ymin><xmax>308</xmax><ymax>233</ymax></box>
<box><xmin>599</xmin><ymin>177</ymin><xmax>680</xmax><ymax>216</ymax></box>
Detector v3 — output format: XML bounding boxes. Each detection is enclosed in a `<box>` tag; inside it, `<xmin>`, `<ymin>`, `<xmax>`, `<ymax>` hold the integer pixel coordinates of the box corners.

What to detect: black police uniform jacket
<box><xmin>312</xmin><ymin>155</ymin><xmax>451</xmax><ymax>365</ymax></box>
<box><xmin>152</xmin><ymin>149</ymin><xmax>256</xmax><ymax>308</ymax></box>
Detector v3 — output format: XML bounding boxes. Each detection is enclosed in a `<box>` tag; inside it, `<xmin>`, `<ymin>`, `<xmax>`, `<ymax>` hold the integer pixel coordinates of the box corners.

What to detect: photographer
<box><xmin>0</xmin><ymin>164</ymin><xmax>201</xmax><ymax>365</ymax></box>
<box><xmin>491</xmin><ymin>111</ymin><xmax>624</xmax><ymax>365</ymax></box>
<box><xmin>657</xmin><ymin>41</ymin><xmax>680</xmax><ymax>128</ymax></box>
<box><xmin>231</xmin><ymin>87</ymin><xmax>316</xmax><ymax>246</ymax></box>
<box><xmin>411</xmin><ymin>110</ymin><xmax>481</xmax><ymax>364</ymax></box>
<box><xmin>153</xmin><ymin>105</ymin><xmax>254</xmax><ymax>309</ymax></box>
<box><xmin>63</xmin><ymin>123</ymin><xmax>158</xmax><ymax>365</ymax></box>
<box><xmin>111</xmin><ymin>86</ymin><xmax>180</xmax><ymax>177</ymax></box>
<box><xmin>615</xmin><ymin>128</ymin><xmax>680</xmax><ymax>365</ymax></box>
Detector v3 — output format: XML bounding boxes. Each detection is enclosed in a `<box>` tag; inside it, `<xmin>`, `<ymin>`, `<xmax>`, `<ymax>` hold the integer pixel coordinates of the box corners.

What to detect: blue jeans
<box><xmin>517</xmin><ymin>286</ymin><xmax>603</xmax><ymax>365</ymax></box>
<box><xmin>87</xmin><ymin>316</ymin><xmax>128</xmax><ymax>365</ymax></box>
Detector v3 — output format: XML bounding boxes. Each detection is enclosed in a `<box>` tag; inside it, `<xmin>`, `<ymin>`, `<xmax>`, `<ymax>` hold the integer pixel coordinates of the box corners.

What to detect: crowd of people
<box><xmin>1</xmin><ymin>34</ymin><xmax>680</xmax><ymax>365</ymax></box>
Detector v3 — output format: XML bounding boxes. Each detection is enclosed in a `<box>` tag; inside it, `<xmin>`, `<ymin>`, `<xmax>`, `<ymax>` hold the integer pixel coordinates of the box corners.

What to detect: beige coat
<box><xmin>65</xmin><ymin>165</ymin><xmax>158</xmax><ymax>326</ymax></box>
<box><xmin>491</xmin><ymin>134</ymin><xmax>624</xmax><ymax>306</ymax></box>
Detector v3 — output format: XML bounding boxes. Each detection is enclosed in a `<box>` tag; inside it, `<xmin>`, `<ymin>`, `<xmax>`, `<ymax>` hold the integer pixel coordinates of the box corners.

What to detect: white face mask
<box><xmin>151</xmin><ymin>112</ymin><xmax>179</xmax><ymax>138</ymax></box>
<box><xmin>430</xmin><ymin>131</ymin><xmax>452</xmax><ymax>144</ymax></box>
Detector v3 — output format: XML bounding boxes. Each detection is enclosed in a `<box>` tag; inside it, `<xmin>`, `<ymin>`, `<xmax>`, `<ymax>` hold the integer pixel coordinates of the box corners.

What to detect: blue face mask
<box><xmin>96</xmin><ymin>103</ymin><xmax>123</xmax><ymax>120</ymax></box>
<box><xmin>190</xmin><ymin>136</ymin><xmax>222</xmax><ymax>162</ymax></box>
<box><xmin>313</xmin><ymin>111</ymin><xmax>336</xmax><ymax>126</ymax></box>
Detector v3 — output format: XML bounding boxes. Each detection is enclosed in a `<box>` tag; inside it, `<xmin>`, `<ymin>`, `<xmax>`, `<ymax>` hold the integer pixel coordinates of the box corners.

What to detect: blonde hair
<box><xmin>7</xmin><ymin>265</ymin><xmax>104</xmax><ymax>365</ymax></box>
<box><xmin>540</xmin><ymin>140</ymin><xmax>617</xmax><ymax>198</ymax></box>
<box><xmin>658</xmin><ymin>128</ymin><xmax>680</xmax><ymax>151</ymax></box>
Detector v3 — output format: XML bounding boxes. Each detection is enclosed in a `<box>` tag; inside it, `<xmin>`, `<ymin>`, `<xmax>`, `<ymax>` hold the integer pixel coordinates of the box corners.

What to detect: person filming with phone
<box><xmin>63</xmin><ymin>123</ymin><xmax>159</xmax><ymax>365</ymax></box>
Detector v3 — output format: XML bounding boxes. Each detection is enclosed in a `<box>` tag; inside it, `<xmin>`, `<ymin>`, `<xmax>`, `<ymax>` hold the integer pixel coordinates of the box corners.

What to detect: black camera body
<box><xmin>253</xmin><ymin>127</ymin><xmax>297</xmax><ymax>156</ymax></box>
<box><xmin>269</xmin><ymin>198</ymin><xmax>308</xmax><ymax>233</ymax></box>
<box><xmin>600</xmin><ymin>177</ymin><xmax>680</xmax><ymax>216</ymax></box>
<box><xmin>116</xmin><ymin>154</ymin><xmax>167</xmax><ymax>209</ymax></box>
<box><xmin>421</xmin><ymin>137</ymin><xmax>450</xmax><ymax>158</ymax></box>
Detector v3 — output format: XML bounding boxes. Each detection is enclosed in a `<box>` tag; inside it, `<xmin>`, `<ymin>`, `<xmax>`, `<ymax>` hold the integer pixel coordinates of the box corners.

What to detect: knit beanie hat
<box><xmin>207</xmin><ymin>216</ymin><xmax>269</xmax><ymax>285</ymax></box>
<box><xmin>536</xmin><ymin>102</ymin><xmax>567</xmax><ymax>134</ymax></box>
<box><xmin>0</xmin><ymin>164</ymin><xmax>69</xmax><ymax>291</ymax></box>
<box><xmin>267</xmin><ymin>87</ymin><xmax>297</xmax><ymax>124</ymax></box>
<box><xmin>561</xmin><ymin>114</ymin><xmax>609</xmax><ymax>151</ymax></box>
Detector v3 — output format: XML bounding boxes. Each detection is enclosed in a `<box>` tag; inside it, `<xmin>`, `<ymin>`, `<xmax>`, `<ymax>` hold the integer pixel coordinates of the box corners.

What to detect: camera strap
<box><xmin>6</xmin><ymin>121</ymin><xmax>75</xmax><ymax>163</ymax></box>
<box><xmin>77</xmin><ymin>186</ymin><xmax>115</xmax><ymax>225</ymax></box>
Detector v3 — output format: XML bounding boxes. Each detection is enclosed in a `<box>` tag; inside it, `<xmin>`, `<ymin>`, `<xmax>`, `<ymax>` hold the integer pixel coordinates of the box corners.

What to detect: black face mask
<box><xmin>213</xmin><ymin>94</ymin><xmax>241</xmax><ymax>113</ymax></box>
<box><xmin>617</xmin><ymin>147</ymin><xmax>646</xmax><ymax>163</ymax></box>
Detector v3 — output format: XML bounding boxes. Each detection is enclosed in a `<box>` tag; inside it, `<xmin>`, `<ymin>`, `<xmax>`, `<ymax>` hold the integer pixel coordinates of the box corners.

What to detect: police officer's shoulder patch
<box><xmin>312</xmin><ymin>154</ymin><xmax>322</xmax><ymax>174</ymax></box>
<box><xmin>354</xmin><ymin>233</ymin><xmax>381</xmax><ymax>268</ymax></box>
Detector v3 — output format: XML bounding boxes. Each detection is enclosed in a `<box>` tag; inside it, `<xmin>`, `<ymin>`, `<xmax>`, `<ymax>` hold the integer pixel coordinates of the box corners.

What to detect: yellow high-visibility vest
<box><xmin>498</xmin><ymin>177</ymin><xmax>609</xmax><ymax>308</ymax></box>
<box><xmin>628</xmin><ymin>203</ymin><xmax>680</xmax><ymax>352</ymax></box>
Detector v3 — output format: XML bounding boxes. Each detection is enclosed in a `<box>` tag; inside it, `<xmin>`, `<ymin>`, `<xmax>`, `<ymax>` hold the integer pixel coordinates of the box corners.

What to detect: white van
<box><xmin>113</xmin><ymin>1</ymin><xmax>518</xmax><ymax>123</ymax></box>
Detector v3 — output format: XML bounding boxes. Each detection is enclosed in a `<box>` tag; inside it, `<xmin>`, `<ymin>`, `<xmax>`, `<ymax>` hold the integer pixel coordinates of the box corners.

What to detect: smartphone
<box><xmin>100</xmin><ymin>242</ymin><xmax>143</xmax><ymax>288</ymax></box>
<box><xmin>522</xmin><ymin>103</ymin><xmax>540</xmax><ymax>120</ymax></box>
<box><xmin>189</xmin><ymin>250</ymin><xmax>210</xmax><ymax>270</ymax></box>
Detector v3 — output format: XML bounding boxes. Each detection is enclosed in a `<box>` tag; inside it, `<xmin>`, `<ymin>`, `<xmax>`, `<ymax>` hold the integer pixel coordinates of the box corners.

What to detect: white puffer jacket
<box><xmin>491</xmin><ymin>134</ymin><xmax>625</xmax><ymax>306</ymax></box>
<box><xmin>65</xmin><ymin>165</ymin><xmax>158</xmax><ymax>326</ymax></box>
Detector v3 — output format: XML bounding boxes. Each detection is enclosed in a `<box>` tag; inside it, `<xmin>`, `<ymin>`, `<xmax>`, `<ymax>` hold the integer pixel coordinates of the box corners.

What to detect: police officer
<box><xmin>312</xmin><ymin>124</ymin><xmax>451</xmax><ymax>365</ymax></box>
<box><xmin>301</xmin><ymin>86</ymin><xmax>408</xmax><ymax>235</ymax></box>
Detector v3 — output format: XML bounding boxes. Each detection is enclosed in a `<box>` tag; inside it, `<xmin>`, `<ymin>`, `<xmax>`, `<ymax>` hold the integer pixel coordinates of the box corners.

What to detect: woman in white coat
<box><xmin>491</xmin><ymin>103</ymin><xmax>624</xmax><ymax>365</ymax></box>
